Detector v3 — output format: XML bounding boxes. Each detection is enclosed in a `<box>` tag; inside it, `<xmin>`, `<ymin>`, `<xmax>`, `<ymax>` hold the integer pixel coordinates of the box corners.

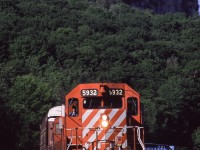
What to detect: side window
<box><xmin>68</xmin><ymin>98</ymin><xmax>79</xmax><ymax>117</ymax></box>
<box><xmin>127</xmin><ymin>97</ymin><xmax>138</xmax><ymax>116</ymax></box>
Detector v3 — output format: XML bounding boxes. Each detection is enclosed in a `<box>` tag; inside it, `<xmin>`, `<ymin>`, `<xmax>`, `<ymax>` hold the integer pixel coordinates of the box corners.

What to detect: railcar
<box><xmin>40</xmin><ymin>83</ymin><xmax>145</xmax><ymax>150</ymax></box>
<box><xmin>40</xmin><ymin>105</ymin><xmax>64</xmax><ymax>150</ymax></box>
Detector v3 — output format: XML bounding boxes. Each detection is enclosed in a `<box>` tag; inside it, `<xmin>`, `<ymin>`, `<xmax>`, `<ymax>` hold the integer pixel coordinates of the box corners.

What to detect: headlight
<box><xmin>101</xmin><ymin>114</ymin><xmax>109</xmax><ymax>128</ymax></box>
<box><xmin>101</xmin><ymin>120</ymin><xmax>109</xmax><ymax>128</ymax></box>
<box><xmin>102</xmin><ymin>114</ymin><xmax>107</xmax><ymax>120</ymax></box>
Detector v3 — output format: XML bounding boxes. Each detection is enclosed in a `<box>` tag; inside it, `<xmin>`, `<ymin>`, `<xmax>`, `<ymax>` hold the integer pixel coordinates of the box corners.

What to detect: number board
<box><xmin>109</xmin><ymin>89</ymin><xmax>124</xmax><ymax>96</ymax></box>
<box><xmin>81</xmin><ymin>89</ymin><xmax>98</xmax><ymax>97</ymax></box>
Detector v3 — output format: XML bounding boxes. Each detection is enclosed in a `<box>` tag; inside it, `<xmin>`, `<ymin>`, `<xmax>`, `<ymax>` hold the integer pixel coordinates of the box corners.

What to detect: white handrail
<box><xmin>136</xmin><ymin>127</ymin><xmax>145</xmax><ymax>150</ymax></box>
<box><xmin>66</xmin><ymin>129</ymin><xmax>73</xmax><ymax>150</ymax></box>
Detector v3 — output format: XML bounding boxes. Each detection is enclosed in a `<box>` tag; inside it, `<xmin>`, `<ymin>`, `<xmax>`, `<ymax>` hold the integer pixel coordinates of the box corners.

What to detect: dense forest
<box><xmin>0</xmin><ymin>0</ymin><xmax>200</xmax><ymax>149</ymax></box>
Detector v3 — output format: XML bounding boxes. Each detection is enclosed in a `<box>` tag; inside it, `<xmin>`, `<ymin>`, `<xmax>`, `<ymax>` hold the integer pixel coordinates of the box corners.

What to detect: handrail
<box><xmin>136</xmin><ymin>126</ymin><xmax>145</xmax><ymax>150</ymax></box>
<box><xmin>65</xmin><ymin>126</ymin><xmax>145</xmax><ymax>150</ymax></box>
<box><xmin>66</xmin><ymin>129</ymin><xmax>73</xmax><ymax>150</ymax></box>
<box><xmin>127</xmin><ymin>126</ymin><xmax>145</xmax><ymax>150</ymax></box>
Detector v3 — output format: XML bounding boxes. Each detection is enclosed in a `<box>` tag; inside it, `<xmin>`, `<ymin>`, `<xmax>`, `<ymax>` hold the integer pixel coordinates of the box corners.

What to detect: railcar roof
<box><xmin>48</xmin><ymin>106</ymin><xmax>62</xmax><ymax>117</ymax></box>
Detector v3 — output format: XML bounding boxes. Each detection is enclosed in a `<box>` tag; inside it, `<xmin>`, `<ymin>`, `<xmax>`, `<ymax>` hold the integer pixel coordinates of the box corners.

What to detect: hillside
<box><xmin>0</xmin><ymin>0</ymin><xmax>200</xmax><ymax>149</ymax></box>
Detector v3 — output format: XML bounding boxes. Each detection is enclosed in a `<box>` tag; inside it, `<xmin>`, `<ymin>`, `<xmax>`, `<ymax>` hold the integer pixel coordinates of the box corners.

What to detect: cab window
<box><xmin>68</xmin><ymin>98</ymin><xmax>79</xmax><ymax>117</ymax></box>
<box><xmin>127</xmin><ymin>97</ymin><xmax>138</xmax><ymax>115</ymax></box>
<box><xmin>83</xmin><ymin>97</ymin><xmax>122</xmax><ymax>109</ymax></box>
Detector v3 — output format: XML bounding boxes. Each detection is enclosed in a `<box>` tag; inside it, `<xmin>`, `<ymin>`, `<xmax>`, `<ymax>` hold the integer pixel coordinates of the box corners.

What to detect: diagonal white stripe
<box><xmin>84</xmin><ymin>109</ymin><xmax>119</xmax><ymax>149</ymax></box>
<box><xmin>122</xmin><ymin>140</ymin><xmax>127</xmax><ymax>148</ymax></box>
<box><xmin>85</xmin><ymin>129</ymin><xmax>100</xmax><ymax>149</ymax></box>
<box><xmin>101</xmin><ymin>109</ymin><xmax>119</xmax><ymax>141</ymax></box>
<box><xmin>82</xmin><ymin>109</ymin><xmax>106</xmax><ymax>138</ymax></box>
<box><xmin>83</xmin><ymin>109</ymin><xmax>127</xmax><ymax>149</ymax></box>
<box><xmin>103</xmin><ymin>110</ymin><xmax>126</xmax><ymax>141</ymax></box>
<box><xmin>82</xmin><ymin>109</ymin><xmax>93</xmax><ymax>123</ymax></box>
<box><xmin>108</xmin><ymin>109</ymin><xmax>119</xmax><ymax>120</ymax></box>
<box><xmin>117</xmin><ymin>125</ymin><xmax>127</xmax><ymax>148</ymax></box>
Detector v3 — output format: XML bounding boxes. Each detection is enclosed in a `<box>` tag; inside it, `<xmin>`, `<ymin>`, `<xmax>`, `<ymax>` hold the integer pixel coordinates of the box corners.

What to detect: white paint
<box><xmin>48</xmin><ymin>106</ymin><xmax>62</xmax><ymax>118</ymax></box>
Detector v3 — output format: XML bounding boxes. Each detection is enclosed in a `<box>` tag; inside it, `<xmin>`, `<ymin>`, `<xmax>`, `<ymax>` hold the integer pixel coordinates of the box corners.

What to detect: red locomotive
<box><xmin>40</xmin><ymin>83</ymin><xmax>145</xmax><ymax>150</ymax></box>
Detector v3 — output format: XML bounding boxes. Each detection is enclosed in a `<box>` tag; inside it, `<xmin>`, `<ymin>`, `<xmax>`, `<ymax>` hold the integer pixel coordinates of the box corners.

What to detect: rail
<box><xmin>136</xmin><ymin>127</ymin><xmax>145</xmax><ymax>150</ymax></box>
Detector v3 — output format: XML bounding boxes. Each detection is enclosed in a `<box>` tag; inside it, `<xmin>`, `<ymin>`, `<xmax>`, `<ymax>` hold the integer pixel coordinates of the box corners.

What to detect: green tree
<box><xmin>8</xmin><ymin>74</ymin><xmax>62</xmax><ymax>149</ymax></box>
<box><xmin>192</xmin><ymin>127</ymin><xmax>200</xmax><ymax>149</ymax></box>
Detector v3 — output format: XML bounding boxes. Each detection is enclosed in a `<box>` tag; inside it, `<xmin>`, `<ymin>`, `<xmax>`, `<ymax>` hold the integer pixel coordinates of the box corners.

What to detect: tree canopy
<box><xmin>0</xmin><ymin>0</ymin><xmax>200</xmax><ymax>149</ymax></box>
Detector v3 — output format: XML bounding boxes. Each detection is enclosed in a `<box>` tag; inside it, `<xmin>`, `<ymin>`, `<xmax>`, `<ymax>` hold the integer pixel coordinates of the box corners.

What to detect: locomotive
<box><xmin>40</xmin><ymin>83</ymin><xmax>145</xmax><ymax>150</ymax></box>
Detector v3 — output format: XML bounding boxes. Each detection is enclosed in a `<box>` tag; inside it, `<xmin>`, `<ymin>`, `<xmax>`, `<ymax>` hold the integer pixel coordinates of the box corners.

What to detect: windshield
<box><xmin>83</xmin><ymin>97</ymin><xmax>122</xmax><ymax>109</ymax></box>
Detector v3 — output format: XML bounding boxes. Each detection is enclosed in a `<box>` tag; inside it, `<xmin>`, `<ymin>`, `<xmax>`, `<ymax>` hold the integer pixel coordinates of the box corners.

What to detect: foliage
<box><xmin>0</xmin><ymin>0</ymin><xmax>200</xmax><ymax>149</ymax></box>
<box><xmin>192</xmin><ymin>127</ymin><xmax>200</xmax><ymax>149</ymax></box>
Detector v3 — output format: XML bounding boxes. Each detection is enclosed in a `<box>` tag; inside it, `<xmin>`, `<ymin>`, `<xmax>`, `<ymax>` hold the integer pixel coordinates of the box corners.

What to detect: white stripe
<box><xmin>108</xmin><ymin>109</ymin><xmax>119</xmax><ymax>121</ymax></box>
<box><xmin>102</xmin><ymin>110</ymin><xmax>126</xmax><ymax>141</ymax></box>
<box><xmin>82</xmin><ymin>109</ymin><xmax>106</xmax><ymax>138</ymax></box>
<box><xmin>84</xmin><ymin>109</ymin><xmax>119</xmax><ymax>149</ymax></box>
<box><xmin>112</xmin><ymin>110</ymin><xmax>126</xmax><ymax>128</ymax></box>
<box><xmin>101</xmin><ymin>109</ymin><xmax>119</xmax><ymax>140</ymax></box>
<box><xmin>85</xmin><ymin>130</ymin><xmax>100</xmax><ymax>149</ymax></box>
<box><xmin>122</xmin><ymin>140</ymin><xmax>127</xmax><ymax>148</ymax></box>
<box><xmin>117</xmin><ymin>125</ymin><xmax>127</xmax><ymax>148</ymax></box>
<box><xmin>84</xmin><ymin>143</ymin><xmax>90</xmax><ymax>149</ymax></box>
<box><xmin>116</xmin><ymin>112</ymin><xmax>127</xmax><ymax>148</ymax></box>
<box><xmin>83</xmin><ymin>109</ymin><xmax>126</xmax><ymax>149</ymax></box>
<box><xmin>82</xmin><ymin>110</ymin><xmax>93</xmax><ymax>123</ymax></box>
